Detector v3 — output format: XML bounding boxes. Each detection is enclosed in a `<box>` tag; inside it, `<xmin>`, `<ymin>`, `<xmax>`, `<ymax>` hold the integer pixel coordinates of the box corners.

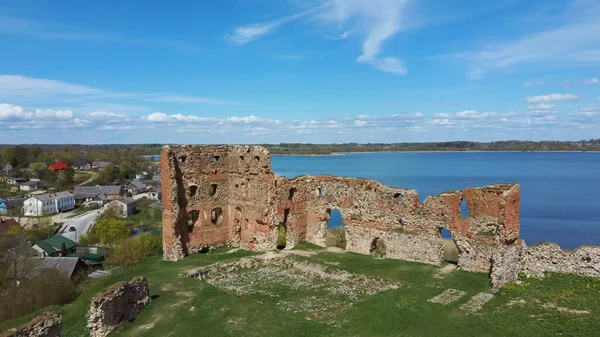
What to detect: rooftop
<box><xmin>34</xmin><ymin>235</ymin><xmax>78</xmax><ymax>255</ymax></box>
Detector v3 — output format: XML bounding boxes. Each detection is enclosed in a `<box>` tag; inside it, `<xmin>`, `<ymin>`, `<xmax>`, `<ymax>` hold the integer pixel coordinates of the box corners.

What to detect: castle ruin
<box><xmin>161</xmin><ymin>145</ymin><xmax>600</xmax><ymax>287</ymax></box>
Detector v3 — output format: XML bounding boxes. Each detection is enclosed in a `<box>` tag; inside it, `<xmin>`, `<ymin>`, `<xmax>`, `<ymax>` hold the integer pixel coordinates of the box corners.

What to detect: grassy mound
<box><xmin>2</xmin><ymin>247</ymin><xmax>599</xmax><ymax>336</ymax></box>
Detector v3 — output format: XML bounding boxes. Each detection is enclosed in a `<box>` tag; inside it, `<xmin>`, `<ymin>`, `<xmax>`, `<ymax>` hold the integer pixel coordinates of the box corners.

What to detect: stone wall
<box><xmin>161</xmin><ymin>144</ymin><xmax>600</xmax><ymax>287</ymax></box>
<box><xmin>161</xmin><ymin>145</ymin><xmax>277</xmax><ymax>261</ymax></box>
<box><xmin>0</xmin><ymin>312</ymin><xmax>61</xmax><ymax>337</ymax></box>
<box><xmin>520</xmin><ymin>243</ymin><xmax>600</xmax><ymax>278</ymax></box>
<box><xmin>88</xmin><ymin>276</ymin><xmax>151</xmax><ymax>337</ymax></box>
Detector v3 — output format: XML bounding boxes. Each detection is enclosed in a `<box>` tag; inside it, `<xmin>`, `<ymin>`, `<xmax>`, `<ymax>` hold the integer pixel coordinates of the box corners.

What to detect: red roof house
<box><xmin>48</xmin><ymin>160</ymin><xmax>68</xmax><ymax>173</ymax></box>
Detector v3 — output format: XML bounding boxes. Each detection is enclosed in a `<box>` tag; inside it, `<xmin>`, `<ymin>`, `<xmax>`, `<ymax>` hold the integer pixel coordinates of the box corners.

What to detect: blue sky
<box><xmin>0</xmin><ymin>0</ymin><xmax>599</xmax><ymax>144</ymax></box>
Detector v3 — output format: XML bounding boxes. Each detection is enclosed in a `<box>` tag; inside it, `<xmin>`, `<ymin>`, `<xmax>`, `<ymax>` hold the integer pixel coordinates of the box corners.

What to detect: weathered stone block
<box><xmin>88</xmin><ymin>276</ymin><xmax>150</xmax><ymax>337</ymax></box>
<box><xmin>490</xmin><ymin>241</ymin><xmax>525</xmax><ymax>288</ymax></box>
<box><xmin>0</xmin><ymin>312</ymin><xmax>61</xmax><ymax>337</ymax></box>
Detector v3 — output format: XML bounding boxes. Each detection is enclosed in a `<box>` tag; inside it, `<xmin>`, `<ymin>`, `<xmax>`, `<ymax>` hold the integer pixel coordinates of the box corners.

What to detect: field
<box><xmin>1</xmin><ymin>245</ymin><xmax>599</xmax><ymax>336</ymax></box>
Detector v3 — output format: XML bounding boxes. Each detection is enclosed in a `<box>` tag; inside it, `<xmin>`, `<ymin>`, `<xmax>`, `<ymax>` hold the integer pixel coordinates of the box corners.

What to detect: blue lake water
<box><xmin>271</xmin><ymin>152</ymin><xmax>600</xmax><ymax>249</ymax></box>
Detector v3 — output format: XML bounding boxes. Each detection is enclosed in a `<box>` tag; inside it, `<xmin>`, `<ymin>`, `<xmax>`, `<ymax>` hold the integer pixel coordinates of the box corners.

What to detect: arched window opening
<box><xmin>187</xmin><ymin>210</ymin><xmax>199</xmax><ymax>232</ymax></box>
<box><xmin>189</xmin><ymin>185</ymin><xmax>198</xmax><ymax>197</ymax></box>
<box><xmin>211</xmin><ymin>207</ymin><xmax>223</xmax><ymax>225</ymax></box>
<box><xmin>209</xmin><ymin>184</ymin><xmax>217</xmax><ymax>196</ymax></box>
<box><xmin>460</xmin><ymin>198</ymin><xmax>469</xmax><ymax>217</ymax></box>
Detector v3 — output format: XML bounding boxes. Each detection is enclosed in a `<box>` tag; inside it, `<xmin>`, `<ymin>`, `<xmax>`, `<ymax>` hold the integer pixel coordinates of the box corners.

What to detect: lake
<box><xmin>271</xmin><ymin>152</ymin><xmax>600</xmax><ymax>249</ymax></box>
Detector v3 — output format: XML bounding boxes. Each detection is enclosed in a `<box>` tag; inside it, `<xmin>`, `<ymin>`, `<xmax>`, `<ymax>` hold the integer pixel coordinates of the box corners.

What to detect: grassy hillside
<box><xmin>2</xmin><ymin>246</ymin><xmax>599</xmax><ymax>336</ymax></box>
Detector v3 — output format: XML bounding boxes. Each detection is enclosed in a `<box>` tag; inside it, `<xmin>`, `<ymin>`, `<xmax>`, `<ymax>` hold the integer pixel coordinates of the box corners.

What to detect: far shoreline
<box><xmin>270</xmin><ymin>150</ymin><xmax>600</xmax><ymax>156</ymax></box>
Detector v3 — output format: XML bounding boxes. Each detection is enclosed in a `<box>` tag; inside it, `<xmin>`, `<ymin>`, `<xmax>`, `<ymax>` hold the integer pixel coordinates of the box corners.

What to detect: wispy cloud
<box><xmin>0</xmin><ymin>14</ymin><xmax>200</xmax><ymax>53</ymax></box>
<box><xmin>583</xmin><ymin>78</ymin><xmax>599</xmax><ymax>85</ymax></box>
<box><xmin>226</xmin><ymin>9</ymin><xmax>318</xmax><ymax>44</ymax></box>
<box><xmin>436</xmin><ymin>2</ymin><xmax>600</xmax><ymax>78</ymax></box>
<box><xmin>0</xmin><ymin>75</ymin><xmax>229</xmax><ymax>105</ymax></box>
<box><xmin>227</xmin><ymin>1</ymin><xmax>410</xmax><ymax>75</ymax></box>
<box><xmin>524</xmin><ymin>93</ymin><xmax>579</xmax><ymax>103</ymax></box>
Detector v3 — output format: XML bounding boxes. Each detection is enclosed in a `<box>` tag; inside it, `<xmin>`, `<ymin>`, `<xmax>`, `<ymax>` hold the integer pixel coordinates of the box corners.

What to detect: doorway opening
<box><xmin>440</xmin><ymin>228</ymin><xmax>458</xmax><ymax>263</ymax></box>
<box><xmin>325</xmin><ymin>209</ymin><xmax>346</xmax><ymax>249</ymax></box>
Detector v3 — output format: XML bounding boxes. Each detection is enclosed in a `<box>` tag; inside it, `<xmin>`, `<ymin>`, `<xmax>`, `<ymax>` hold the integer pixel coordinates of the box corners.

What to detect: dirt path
<box><xmin>78</xmin><ymin>171</ymin><xmax>98</xmax><ymax>186</ymax></box>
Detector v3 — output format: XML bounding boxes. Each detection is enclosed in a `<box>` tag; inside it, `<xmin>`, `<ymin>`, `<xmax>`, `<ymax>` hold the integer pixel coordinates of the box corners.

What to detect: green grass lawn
<box><xmin>2</xmin><ymin>247</ymin><xmax>599</xmax><ymax>337</ymax></box>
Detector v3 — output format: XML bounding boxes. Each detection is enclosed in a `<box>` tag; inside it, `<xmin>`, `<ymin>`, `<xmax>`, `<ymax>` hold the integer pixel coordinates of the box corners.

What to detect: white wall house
<box><xmin>23</xmin><ymin>192</ymin><xmax>75</xmax><ymax>216</ymax></box>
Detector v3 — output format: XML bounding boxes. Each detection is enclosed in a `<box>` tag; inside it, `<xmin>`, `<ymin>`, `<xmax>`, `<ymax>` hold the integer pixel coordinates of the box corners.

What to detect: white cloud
<box><xmin>583</xmin><ymin>78</ymin><xmax>599</xmax><ymax>85</ymax></box>
<box><xmin>3</xmin><ymin>102</ymin><xmax>600</xmax><ymax>142</ymax></box>
<box><xmin>455</xmin><ymin>110</ymin><xmax>494</xmax><ymax>119</ymax></box>
<box><xmin>570</xmin><ymin>108</ymin><xmax>600</xmax><ymax>118</ymax></box>
<box><xmin>86</xmin><ymin>111</ymin><xmax>130</xmax><ymax>120</ymax></box>
<box><xmin>0</xmin><ymin>103</ymin><xmax>73</xmax><ymax>121</ymax></box>
<box><xmin>528</xmin><ymin>103</ymin><xmax>555</xmax><ymax>110</ymax></box>
<box><xmin>524</xmin><ymin>93</ymin><xmax>579</xmax><ymax>103</ymax></box>
<box><xmin>146</xmin><ymin>112</ymin><xmax>169</xmax><ymax>122</ymax></box>
<box><xmin>522</xmin><ymin>82</ymin><xmax>533</xmax><ymax>87</ymax></box>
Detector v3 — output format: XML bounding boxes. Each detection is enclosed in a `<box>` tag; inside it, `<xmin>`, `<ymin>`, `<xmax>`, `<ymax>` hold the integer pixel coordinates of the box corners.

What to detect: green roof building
<box><xmin>33</xmin><ymin>235</ymin><xmax>78</xmax><ymax>257</ymax></box>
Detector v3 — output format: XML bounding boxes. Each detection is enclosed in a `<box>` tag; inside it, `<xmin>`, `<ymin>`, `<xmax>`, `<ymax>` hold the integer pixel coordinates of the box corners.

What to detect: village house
<box><xmin>32</xmin><ymin>235</ymin><xmax>78</xmax><ymax>257</ymax></box>
<box><xmin>107</xmin><ymin>197</ymin><xmax>138</xmax><ymax>217</ymax></box>
<box><xmin>83</xmin><ymin>194</ymin><xmax>109</xmax><ymax>208</ymax></box>
<box><xmin>6</xmin><ymin>177</ymin><xmax>25</xmax><ymax>185</ymax></box>
<box><xmin>0</xmin><ymin>197</ymin><xmax>25</xmax><ymax>215</ymax></box>
<box><xmin>72</xmin><ymin>159</ymin><xmax>92</xmax><ymax>170</ymax></box>
<box><xmin>125</xmin><ymin>180</ymin><xmax>148</xmax><ymax>196</ymax></box>
<box><xmin>145</xmin><ymin>186</ymin><xmax>161</xmax><ymax>200</ymax></box>
<box><xmin>23</xmin><ymin>191</ymin><xmax>75</xmax><ymax>216</ymax></box>
<box><xmin>91</xmin><ymin>160</ymin><xmax>111</xmax><ymax>170</ymax></box>
<box><xmin>73</xmin><ymin>185</ymin><xmax>123</xmax><ymax>204</ymax></box>
<box><xmin>19</xmin><ymin>179</ymin><xmax>42</xmax><ymax>191</ymax></box>
<box><xmin>48</xmin><ymin>160</ymin><xmax>68</xmax><ymax>173</ymax></box>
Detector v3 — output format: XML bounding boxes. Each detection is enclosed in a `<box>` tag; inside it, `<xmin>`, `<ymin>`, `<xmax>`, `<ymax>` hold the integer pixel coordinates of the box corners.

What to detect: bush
<box><xmin>0</xmin><ymin>269</ymin><xmax>77</xmax><ymax>322</ymax></box>
<box><xmin>109</xmin><ymin>233</ymin><xmax>162</xmax><ymax>267</ymax></box>
<box><xmin>326</xmin><ymin>227</ymin><xmax>346</xmax><ymax>249</ymax></box>
<box><xmin>91</xmin><ymin>218</ymin><xmax>129</xmax><ymax>245</ymax></box>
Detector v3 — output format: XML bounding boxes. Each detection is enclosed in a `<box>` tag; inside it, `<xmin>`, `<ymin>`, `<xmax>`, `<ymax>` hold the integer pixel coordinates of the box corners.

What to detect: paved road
<box><xmin>58</xmin><ymin>209</ymin><xmax>102</xmax><ymax>242</ymax></box>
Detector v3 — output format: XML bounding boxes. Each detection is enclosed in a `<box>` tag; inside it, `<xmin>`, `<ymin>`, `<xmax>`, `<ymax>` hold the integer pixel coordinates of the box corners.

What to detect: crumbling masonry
<box><xmin>162</xmin><ymin>145</ymin><xmax>600</xmax><ymax>287</ymax></box>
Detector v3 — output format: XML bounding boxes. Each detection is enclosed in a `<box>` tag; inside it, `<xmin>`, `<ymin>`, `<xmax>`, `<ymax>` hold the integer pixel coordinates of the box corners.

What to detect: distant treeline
<box><xmin>1</xmin><ymin>141</ymin><xmax>600</xmax><ymax>159</ymax></box>
<box><xmin>261</xmin><ymin>140</ymin><xmax>600</xmax><ymax>155</ymax></box>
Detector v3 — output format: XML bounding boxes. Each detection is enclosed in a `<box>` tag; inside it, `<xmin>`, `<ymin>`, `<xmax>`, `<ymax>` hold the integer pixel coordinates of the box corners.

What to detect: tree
<box><xmin>100</xmin><ymin>163</ymin><xmax>119</xmax><ymax>183</ymax></box>
<box><xmin>91</xmin><ymin>218</ymin><xmax>129</xmax><ymax>245</ymax></box>
<box><xmin>119</xmin><ymin>161</ymin><xmax>136</xmax><ymax>180</ymax></box>
<box><xmin>103</xmin><ymin>202</ymin><xmax>124</xmax><ymax>219</ymax></box>
<box><xmin>64</xmin><ymin>166</ymin><xmax>75</xmax><ymax>184</ymax></box>
<box><xmin>28</xmin><ymin>216</ymin><xmax>55</xmax><ymax>242</ymax></box>
<box><xmin>31</xmin><ymin>162</ymin><xmax>47</xmax><ymax>178</ymax></box>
